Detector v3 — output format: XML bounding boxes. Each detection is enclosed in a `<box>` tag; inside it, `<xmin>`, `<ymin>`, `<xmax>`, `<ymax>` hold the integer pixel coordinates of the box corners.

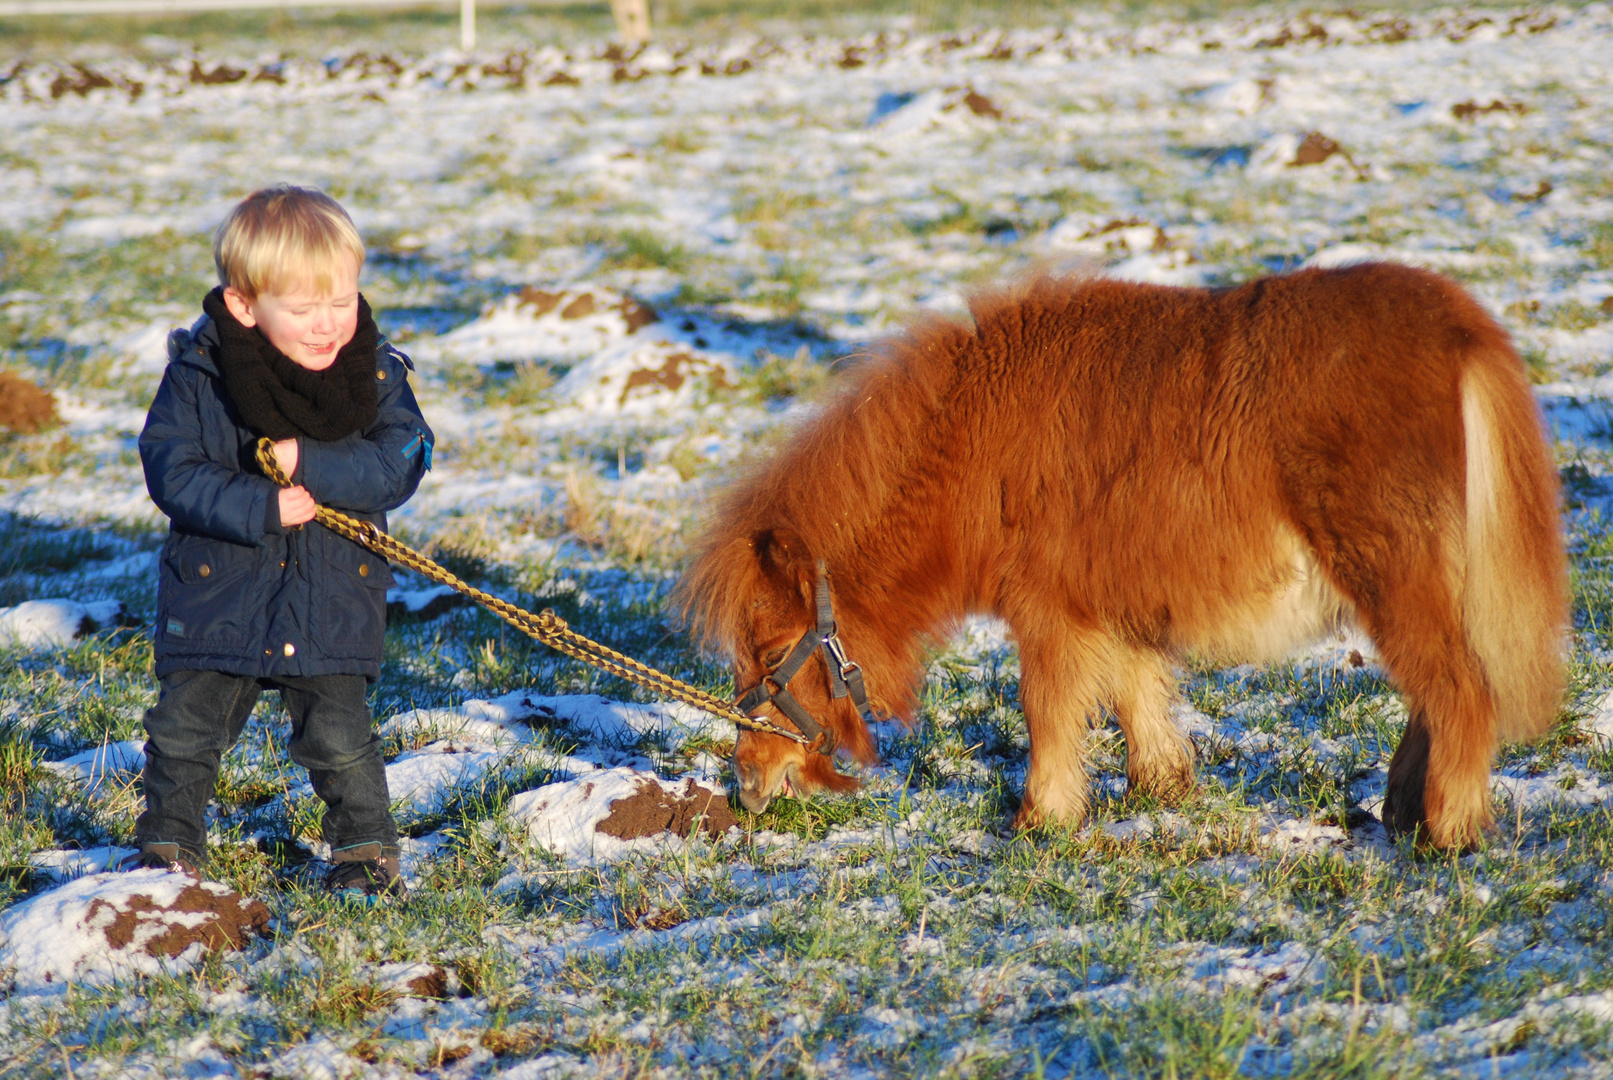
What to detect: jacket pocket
<box><xmin>157</xmin><ymin>535</ymin><xmax>263</xmax><ymax>649</ymax></box>
<box><xmin>315</xmin><ymin>527</ymin><xmax>393</xmax><ymax>650</ymax></box>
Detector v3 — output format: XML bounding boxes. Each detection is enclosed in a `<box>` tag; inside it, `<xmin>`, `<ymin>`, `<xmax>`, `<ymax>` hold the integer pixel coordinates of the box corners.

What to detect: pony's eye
<box><xmin>763</xmin><ymin>647</ymin><xmax>788</xmax><ymax>668</ymax></box>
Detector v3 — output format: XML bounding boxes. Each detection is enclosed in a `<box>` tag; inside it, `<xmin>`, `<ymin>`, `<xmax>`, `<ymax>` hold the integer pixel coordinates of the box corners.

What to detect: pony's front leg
<box><xmin>1013</xmin><ymin>629</ymin><xmax>1105</xmax><ymax>829</ymax></box>
<box><xmin>1113</xmin><ymin>646</ymin><xmax>1196</xmax><ymax>804</ymax></box>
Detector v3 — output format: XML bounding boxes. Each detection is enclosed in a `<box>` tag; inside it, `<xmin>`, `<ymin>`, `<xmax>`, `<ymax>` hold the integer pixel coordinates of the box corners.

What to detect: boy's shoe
<box><xmin>323</xmin><ymin>845</ymin><xmax>406</xmax><ymax>903</ymax></box>
<box><xmin>118</xmin><ymin>842</ymin><xmax>200</xmax><ymax>874</ymax></box>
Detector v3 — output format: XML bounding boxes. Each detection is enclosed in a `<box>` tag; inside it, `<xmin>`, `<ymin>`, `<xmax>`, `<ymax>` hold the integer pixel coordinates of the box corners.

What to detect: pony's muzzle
<box><xmin>733</xmin><ymin>757</ymin><xmax>785</xmax><ymax>815</ymax></box>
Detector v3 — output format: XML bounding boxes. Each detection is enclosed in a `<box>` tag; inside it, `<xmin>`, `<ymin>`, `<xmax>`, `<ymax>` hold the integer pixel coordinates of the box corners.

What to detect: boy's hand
<box><xmin>278</xmin><ymin>485</ymin><xmax>316</xmax><ymax>527</ymax></box>
<box><xmin>272</xmin><ymin>438</ymin><xmax>299</xmax><ymax>478</ymax></box>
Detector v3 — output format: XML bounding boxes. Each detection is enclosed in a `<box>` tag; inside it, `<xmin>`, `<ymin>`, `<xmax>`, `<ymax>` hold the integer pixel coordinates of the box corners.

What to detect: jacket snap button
<box><xmin>280</xmin><ymin>561</ymin><xmax>286</xmax><ymax>569</ymax></box>
<box><xmin>283</xmin><ymin>643</ymin><xmax>296</xmax><ymax>657</ymax></box>
<box><xmin>359</xmin><ymin>563</ymin><xmax>369</xmax><ymax>577</ymax></box>
<box><xmin>198</xmin><ymin>564</ymin><xmax>210</xmax><ymax>577</ymax></box>
<box><xmin>376</xmin><ymin>370</ymin><xmax>386</xmax><ymax>380</ymax></box>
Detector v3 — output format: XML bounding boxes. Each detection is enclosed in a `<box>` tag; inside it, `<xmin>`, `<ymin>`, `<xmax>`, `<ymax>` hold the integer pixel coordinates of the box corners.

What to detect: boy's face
<box><xmin>221</xmin><ymin>257</ymin><xmax>361</xmax><ymax>371</ymax></box>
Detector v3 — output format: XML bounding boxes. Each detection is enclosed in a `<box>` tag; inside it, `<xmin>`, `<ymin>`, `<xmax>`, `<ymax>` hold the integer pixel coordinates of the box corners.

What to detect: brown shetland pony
<box><xmin>675</xmin><ymin>264</ymin><xmax>1568</xmax><ymax>850</ymax></box>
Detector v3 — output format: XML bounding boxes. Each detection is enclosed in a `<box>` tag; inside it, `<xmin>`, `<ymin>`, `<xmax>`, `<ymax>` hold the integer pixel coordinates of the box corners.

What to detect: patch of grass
<box><xmin>739</xmin><ymin>345</ymin><xmax>832</xmax><ymax>403</ymax></box>
<box><xmin>0</xmin><ymin>511</ymin><xmax>123</xmax><ymax>577</ymax></box>
<box><xmin>737</xmin><ymin>783</ymin><xmax>875</xmax><ymax>840</ymax></box>
<box><xmin>481</xmin><ymin>360</ymin><xmax>558</xmax><ymax>408</ymax></box>
<box><xmin>1078</xmin><ymin>988</ymin><xmax>1267</xmax><ymax>1079</ymax></box>
<box><xmin>602</xmin><ymin>229</ymin><xmax>691</xmax><ymax>272</ymax></box>
<box><xmin>0</xmin><ymin>431</ymin><xmax>84</xmax><ymax>481</ymax></box>
<box><xmin>1545</xmin><ymin>300</ymin><xmax>1608</xmax><ymax>333</ymax></box>
<box><xmin>1583</xmin><ymin>222</ymin><xmax>1613</xmax><ymax>269</ymax></box>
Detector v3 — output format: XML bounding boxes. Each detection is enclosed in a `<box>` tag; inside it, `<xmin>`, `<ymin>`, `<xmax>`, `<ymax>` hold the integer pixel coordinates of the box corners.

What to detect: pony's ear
<box><xmin>753</xmin><ymin>528</ymin><xmax>814</xmax><ymax>601</ymax></box>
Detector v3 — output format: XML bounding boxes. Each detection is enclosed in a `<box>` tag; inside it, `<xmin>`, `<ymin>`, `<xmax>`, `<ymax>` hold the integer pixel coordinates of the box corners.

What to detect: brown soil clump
<box><xmin>619</xmin><ymin>351</ymin><xmax>730</xmax><ymax>406</ymax></box>
<box><xmin>596</xmin><ymin>779</ymin><xmax>739</xmax><ymax>841</ymax></box>
<box><xmin>1289</xmin><ymin>132</ymin><xmax>1368</xmax><ymax>179</ymax></box>
<box><xmin>0</xmin><ymin>373</ymin><xmax>58</xmax><ymax>434</ymax></box>
<box><xmin>86</xmin><ymin>880</ymin><xmax>269</xmax><ymax>959</ymax></box>
<box><xmin>518</xmin><ymin>287</ymin><xmax>564</xmax><ymax>316</ymax></box>
<box><xmin>1452</xmin><ymin>98</ymin><xmax>1527</xmax><ymax>121</ymax></box>
<box><xmin>959</xmin><ymin>88</ymin><xmax>1002</xmax><ymax>119</ymax></box>
<box><xmin>560</xmin><ymin>294</ymin><xmax>596</xmax><ymax>320</ymax></box>
<box><xmin>514</xmin><ymin>287</ymin><xmax>656</xmax><ymax>334</ymax></box>
<box><xmin>406</xmin><ymin>965</ymin><xmax>450</xmax><ymax>999</ymax></box>
<box><xmin>1292</xmin><ymin>131</ymin><xmax>1342</xmax><ymax>166</ymax></box>
<box><xmin>617</xmin><ymin>296</ymin><xmax>658</xmax><ymax>333</ymax></box>
<box><xmin>1512</xmin><ymin>180</ymin><xmax>1553</xmax><ymax>204</ymax></box>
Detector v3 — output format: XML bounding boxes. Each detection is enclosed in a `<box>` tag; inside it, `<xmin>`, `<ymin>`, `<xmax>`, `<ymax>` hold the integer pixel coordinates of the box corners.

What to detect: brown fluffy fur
<box><xmin>676</xmin><ymin>264</ymin><xmax>1568</xmax><ymax>849</ymax></box>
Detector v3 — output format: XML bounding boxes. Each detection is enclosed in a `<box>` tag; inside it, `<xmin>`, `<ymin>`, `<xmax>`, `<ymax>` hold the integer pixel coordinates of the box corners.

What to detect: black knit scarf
<box><xmin>202</xmin><ymin>286</ymin><xmax>379</xmax><ymax>442</ymax></box>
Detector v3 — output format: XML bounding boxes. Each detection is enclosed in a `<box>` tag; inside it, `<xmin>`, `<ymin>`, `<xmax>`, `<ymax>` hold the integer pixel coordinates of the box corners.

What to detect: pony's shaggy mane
<box><xmin>682</xmin><ymin>275</ymin><xmax>1088</xmax><ymax>599</ymax></box>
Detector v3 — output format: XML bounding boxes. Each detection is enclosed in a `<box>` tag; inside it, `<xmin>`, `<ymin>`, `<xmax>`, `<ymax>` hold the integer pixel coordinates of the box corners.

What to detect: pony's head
<box><xmin>677</xmin><ymin>527</ymin><xmax>877</xmax><ymax>814</ymax></box>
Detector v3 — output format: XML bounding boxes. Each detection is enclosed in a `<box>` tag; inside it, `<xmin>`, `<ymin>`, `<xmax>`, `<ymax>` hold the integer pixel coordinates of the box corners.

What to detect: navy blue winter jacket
<box><xmin>139</xmin><ymin>313</ymin><xmax>433</xmax><ymax>681</ymax></box>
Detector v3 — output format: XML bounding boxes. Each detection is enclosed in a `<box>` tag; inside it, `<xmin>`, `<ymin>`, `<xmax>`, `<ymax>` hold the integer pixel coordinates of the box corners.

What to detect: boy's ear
<box><xmin>221</xmin><ymin>287</ymin><xmax>258</xmax><ymax>328</ymax></box>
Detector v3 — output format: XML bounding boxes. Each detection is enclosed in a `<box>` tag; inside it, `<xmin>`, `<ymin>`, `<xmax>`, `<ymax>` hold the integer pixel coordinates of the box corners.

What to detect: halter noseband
<box><xmin>733</xmin><ymin>562</ymin><xmax>874</xmax><ymax>756</ymax></box>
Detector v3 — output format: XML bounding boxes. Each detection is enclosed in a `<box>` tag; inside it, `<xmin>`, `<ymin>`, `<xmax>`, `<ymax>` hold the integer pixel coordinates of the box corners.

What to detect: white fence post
<box><xmin>460</xmin><ymin>0</ymin><xmax>474</xmax><ymax>51</ymax></box>
<box><xmin>609</xmin><ymin>0</ymin><xmax>649</xmax><ymax>44</ymax></box>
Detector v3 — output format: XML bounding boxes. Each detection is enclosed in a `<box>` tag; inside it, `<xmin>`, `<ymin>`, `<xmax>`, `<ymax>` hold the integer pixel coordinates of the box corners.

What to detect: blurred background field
<box><xmin>0</xmin><ymin>0</ymin><xmax>1548</xmax><ymax>56</ymax></box>
<box><xmin>5</xmin><ymin>1</ymin><xmax>1613</xmax><ymax>1075</ymax></box>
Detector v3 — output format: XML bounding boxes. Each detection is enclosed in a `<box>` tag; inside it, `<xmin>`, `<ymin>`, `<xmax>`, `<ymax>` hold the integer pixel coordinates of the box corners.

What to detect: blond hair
<box><xmin>213</xmin><ymin>185</ymin><xmax>365</xmax><ymax>301</ymax></box>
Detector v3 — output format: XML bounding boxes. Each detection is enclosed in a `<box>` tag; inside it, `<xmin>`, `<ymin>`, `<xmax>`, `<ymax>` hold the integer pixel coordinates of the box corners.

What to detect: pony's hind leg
<box><xmin>1112</xmin><ymin>647</ymin><xmax>1196</xmax><ymax>804</ymax></box>
<box><xmin>1319</xmin><ymin>536</ymin><xmax>1496</xmax><ymax>848</ymax></box>
<box><xmin>1013</xmin><ymin>625</ymin><xmax>1111</xmax><ymax>829</ymax></box>
<box><xmin>1377</xmin><ymin>611</ymin><xmax>1497</xmax><ymax>849</ymax></box>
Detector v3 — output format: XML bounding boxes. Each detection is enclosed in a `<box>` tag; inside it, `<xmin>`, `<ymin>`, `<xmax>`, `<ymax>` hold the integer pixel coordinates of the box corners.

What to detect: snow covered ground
<box><xmin>4</xmin><ymin>2</ymin><xmax>1613</xmax><ymax>1076</ymax></box>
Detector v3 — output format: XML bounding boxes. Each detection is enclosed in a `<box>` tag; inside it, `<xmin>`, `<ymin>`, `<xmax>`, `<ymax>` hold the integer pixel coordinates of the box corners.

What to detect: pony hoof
<box><xmin>1011</xmin><ymin>801</ymin><xmax>1086</xmax><ymax>832</ymax></box>
<box><xmin>1382</xmin><ymin>786</ymin><xmax>1425</xmax><ymax>842</ymax></box>
<box><xmin>1128</xmin><ymin>767</ymin><xmax>1196</xmax><ymax>806</ymax></box>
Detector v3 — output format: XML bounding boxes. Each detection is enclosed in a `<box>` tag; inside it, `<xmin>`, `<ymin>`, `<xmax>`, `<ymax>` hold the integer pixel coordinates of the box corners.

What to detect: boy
<box><xmin>133</xmin><ymin>185</ymin><xmax>433</xmax><ymax>900</ymax></box>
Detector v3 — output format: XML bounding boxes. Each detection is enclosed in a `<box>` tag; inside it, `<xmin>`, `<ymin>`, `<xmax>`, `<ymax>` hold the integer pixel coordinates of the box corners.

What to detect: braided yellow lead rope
<box><xmin>253</xmin><ymin>438</ymin><xmax>807</xmax><ymax>744</ymax></box>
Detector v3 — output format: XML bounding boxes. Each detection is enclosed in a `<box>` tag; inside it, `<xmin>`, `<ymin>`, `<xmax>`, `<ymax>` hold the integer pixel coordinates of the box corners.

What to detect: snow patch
<box><xmin>0</xmin><ymin>870</ymin><xmax>267</xmax><ymax>994</ymax></box>
<box><xmin>550</xmin><ymin>336</ymin><xmax>736</xmax><ymax>416</ymax></box>
<box><xmin>43</xmin><ymin>739</ymin><xmax>146</xmax><ymax>794</ymax></box>
<box><xmin>430</xmin><ymin>284</ymin><xmax>658</xmax><ymax>366</ymax></box>
<box><xmin>0</xmin><ymin>598</ymin><xmax>121</xmax><ymax>647</ymax></box>
<box><xmin>504</xmin><ymin>766</ymin><xmax>732</xmax><ymax>864</ymax></box>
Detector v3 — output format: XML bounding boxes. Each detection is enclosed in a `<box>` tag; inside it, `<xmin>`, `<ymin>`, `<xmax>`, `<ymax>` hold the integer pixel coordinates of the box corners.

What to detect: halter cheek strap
<box><xmin>732</xmin><ymin>563</ymin><xmax>875</xmax><ymax>756</ymax></box>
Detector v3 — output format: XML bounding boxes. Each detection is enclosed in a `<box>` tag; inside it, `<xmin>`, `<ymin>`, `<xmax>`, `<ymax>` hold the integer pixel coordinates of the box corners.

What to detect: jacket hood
<box><xmin>166</xmin><ymin>315</ymin><xmax>222</xmax><ymax>378</ymax></box>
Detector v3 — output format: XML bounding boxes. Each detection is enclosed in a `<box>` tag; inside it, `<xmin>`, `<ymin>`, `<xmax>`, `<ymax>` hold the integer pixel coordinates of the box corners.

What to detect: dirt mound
<box><xmin>0</xmin><ymin>870</ymin><xmax>272</xmax><ymax>992</ymax></box>
<box><xmin>407</xmin><ymin>965</ymin><xmax>450</xmax><ymax>998</ymax></box>
<box><xmin>0</xmin><ymin>373</ymin><xmax>58</xmax><ymax>434</ymax></box>
<box><xmin>1452</xmin><ymin>98</ymin><xmax>1527</xmax><ymax>121</ymax></box>
<box><xmin>1287</xmin><ymin>131</ymin><xmax>1368</xmax><ymax>179</ymax></box>
<box><xmin>618</xmin><ymin>350</ymin><xmax>732</xmax><ymax>405</ymax></box>
<box><xmin>596</xmin><ymin>778</ymin><xmax>739</xmax><ymax>841</ymax></box>
<box><xmin>86</xmin><ymin>878</ymin><xmax>270</xmax><ymax>959</ymax></box>
<box><xmin>514</xmin><ymin>285</ymin><xmax>657</xmax><ymax>332</ymax></box>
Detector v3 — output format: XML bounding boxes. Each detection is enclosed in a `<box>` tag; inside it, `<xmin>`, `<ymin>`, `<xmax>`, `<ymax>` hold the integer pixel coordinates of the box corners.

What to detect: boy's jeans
<box><xmin>136</xmin><ymin>670</ymin><xmax>398</xmax><ymax>866</ymax></box>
